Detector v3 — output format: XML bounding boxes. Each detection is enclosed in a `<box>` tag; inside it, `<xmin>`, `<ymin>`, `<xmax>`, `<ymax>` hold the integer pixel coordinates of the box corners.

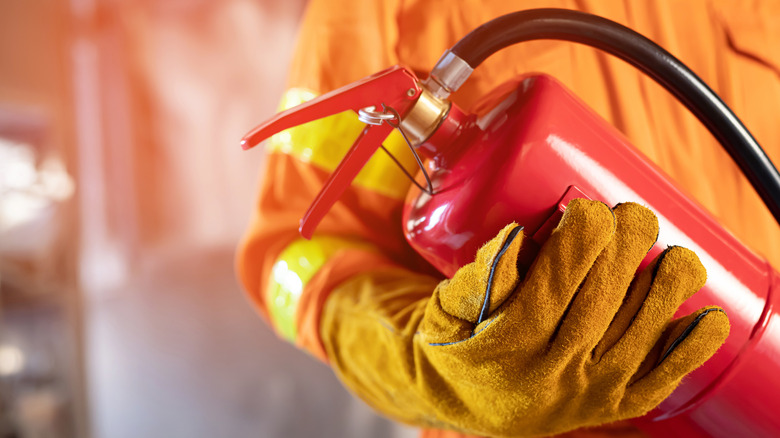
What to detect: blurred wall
<box><xmin>0</xmin><ymin>0</ymin><xmax>84</xmax><ymax>436</ymax></box>
<box><xmin>74</xmin><ymin>0</ymin><xmax>306</xmax><ymax>293</ymax></box>
<box><xmin>116</xmin><ymin>0</ymin><xmax>300</xmax><ymax>249</ymax></box>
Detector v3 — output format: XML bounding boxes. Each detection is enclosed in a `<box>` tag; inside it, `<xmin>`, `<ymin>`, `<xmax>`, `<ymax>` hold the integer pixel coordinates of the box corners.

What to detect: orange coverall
<box><xmin>237</xmin><ymin>1</ymin><xmax>780</xmax><ymax>437</ymax></box>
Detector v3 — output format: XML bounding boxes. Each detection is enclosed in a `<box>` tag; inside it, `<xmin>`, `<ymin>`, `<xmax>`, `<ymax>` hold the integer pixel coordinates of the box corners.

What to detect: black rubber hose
<box><xmin>450</xmin><ymin>9</ymin><xmax>780</xmax><ymax>226</ymax></box>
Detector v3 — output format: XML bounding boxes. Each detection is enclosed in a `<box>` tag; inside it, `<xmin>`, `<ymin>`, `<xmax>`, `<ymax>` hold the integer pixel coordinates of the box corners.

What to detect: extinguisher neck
<box><xmin>398</xmin><ymin>87</ymin><xmax>451</xmax><ymax>148</ymax></box>
<box><xmin>398</xmin><ymin>84</ymin><xmax>473</xmax><ymax>164</ymax></box>
<box><xmin>414</xmin><ymin>102</ymin><xmax>471</xmax><ymax>162</ymax></box>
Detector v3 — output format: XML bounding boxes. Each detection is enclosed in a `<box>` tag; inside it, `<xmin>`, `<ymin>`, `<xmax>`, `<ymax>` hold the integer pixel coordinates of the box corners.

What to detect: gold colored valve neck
<box><xmin>399</xmin><ymin>86</ymin><xmax>451</xmax><ymax>147</ymax></box>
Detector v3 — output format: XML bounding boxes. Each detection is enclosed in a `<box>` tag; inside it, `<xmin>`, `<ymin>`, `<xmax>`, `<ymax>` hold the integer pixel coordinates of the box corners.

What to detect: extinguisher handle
<box><xmin>240</xmin><ymin>65</ymin><xmax>422</xmax><ymax>239</ymax></box>
<box><xmin>240</xmin><ymin>65</ymin><xmax>421</xmax><ymax>150</ymax></box>
<box><xmin>299</xmin><ymin>122</ymin><xmax>395</xmax><ymax>238</ymax></box>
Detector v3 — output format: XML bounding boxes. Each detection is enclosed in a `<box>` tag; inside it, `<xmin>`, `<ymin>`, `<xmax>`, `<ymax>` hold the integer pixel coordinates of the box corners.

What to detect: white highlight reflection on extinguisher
<box><xmin>546</xmin><ymin>133</ymin><xmax>764</xmax><ymax>325</ymax></box>
<box><xmin>424</xmin><ymin>205</ymin><xmax>448</xmax><ymax>231</ymax></box>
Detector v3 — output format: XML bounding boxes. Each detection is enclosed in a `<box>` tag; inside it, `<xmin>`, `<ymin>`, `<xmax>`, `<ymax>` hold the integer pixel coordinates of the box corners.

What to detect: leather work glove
<box><xmin>321</xmin><ymin>199</ymin><xmax>730</xmax><ymax>437</ymax></box>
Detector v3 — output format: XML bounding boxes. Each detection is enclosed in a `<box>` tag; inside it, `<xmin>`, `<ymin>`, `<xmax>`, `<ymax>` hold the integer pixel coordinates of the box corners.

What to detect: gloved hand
<box><xmin>321</xmin><ymin>199</ymin><xmax>729</xmax><ymax>437</ymax></box>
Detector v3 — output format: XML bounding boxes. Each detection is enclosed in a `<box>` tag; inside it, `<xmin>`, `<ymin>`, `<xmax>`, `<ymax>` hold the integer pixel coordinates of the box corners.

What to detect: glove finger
<box><xmin>592</xmin><ymin>258</ymin><xmax>653</xmax><ymax>362</ymax></box>
<box><xmin>621</xmin><ymin>306</ymin><xmax>729</xmax><ymax>416</ymax></box>
<box><xmin>600</xmin><ymin>246</ymin><xmax>707</xmax><ymax>369</ymax></box>
<box><xmin>551</xmin><ymin>203</ymin><xmax>658</xmax><ymax>356</ymax></box>
<box><xmin>438</xmin><ymin>223</ymin><xmax>525</xmax><ymax>324</ymax></box>
<box><xmin>515</xmin><ymin>198</ymin><xmax>615</xmax><ymax>344</ymax></box>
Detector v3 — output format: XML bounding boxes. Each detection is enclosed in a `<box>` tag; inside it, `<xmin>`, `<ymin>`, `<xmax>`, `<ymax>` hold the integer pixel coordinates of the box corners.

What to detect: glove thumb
<box><xmin>440</xmin><ymin>223</ymin><xmax>525</xmax><ymax>324</ymax></box>
<box><xmin>418</xmin><ymin>223</ymin><xmax>524</xmax><ymax>346</ymax></box>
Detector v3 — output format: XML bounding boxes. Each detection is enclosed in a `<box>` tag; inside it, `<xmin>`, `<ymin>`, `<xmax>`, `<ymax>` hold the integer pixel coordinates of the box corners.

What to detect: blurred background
<box><xmin>0</xmin><ymin>1</ymin><xmax>416</xmax><ymax>437</ymax></box>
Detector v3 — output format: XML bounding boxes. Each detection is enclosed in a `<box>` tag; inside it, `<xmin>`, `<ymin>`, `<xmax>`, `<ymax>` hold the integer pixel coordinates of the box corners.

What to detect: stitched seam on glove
<box><xmin>478</xmin><ymin>225</ymin><xmax>524</xmax><ymax>324</ymax></box>
<box><xmin>426</xmin><ymin>315</ymin><xmax>500</xmax><ymax>346</ymax></box>
<box><xmin>658</xmin><ymin>307</ymin><xmax>726</xmax><ymax>365</ymax></box>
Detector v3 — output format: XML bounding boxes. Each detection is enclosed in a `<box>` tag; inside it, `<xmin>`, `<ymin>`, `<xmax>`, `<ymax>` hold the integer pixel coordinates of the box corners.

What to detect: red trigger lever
<box><xmin>240</xmin><ymin>66</ymin><xmax>422</xmax><ymax>239</ymax></box>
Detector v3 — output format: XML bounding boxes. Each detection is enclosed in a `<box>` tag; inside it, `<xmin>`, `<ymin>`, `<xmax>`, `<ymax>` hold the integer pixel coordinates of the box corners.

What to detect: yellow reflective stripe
<box><xmin>266</xmin><ymin>88</ymin><xmax>415</xmax><ymax>200</ymax></box>
<box><xmin>267</xmin><ymin>236</ymin><xmax>370</xmax><ymax>342</ymax></box>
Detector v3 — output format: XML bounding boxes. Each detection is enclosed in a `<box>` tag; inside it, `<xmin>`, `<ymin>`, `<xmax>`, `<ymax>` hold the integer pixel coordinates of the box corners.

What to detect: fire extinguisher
<box><xmin>240</xmin><ymin>9</ymin><xmax>780</xmax><ymax>437</ymax></box>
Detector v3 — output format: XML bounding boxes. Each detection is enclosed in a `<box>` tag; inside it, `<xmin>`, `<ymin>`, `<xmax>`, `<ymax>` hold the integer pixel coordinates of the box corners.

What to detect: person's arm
<box><xmin>235</xmin><ymin>90</ymin><xmax>433</xmax><ymax>358</ymax></box>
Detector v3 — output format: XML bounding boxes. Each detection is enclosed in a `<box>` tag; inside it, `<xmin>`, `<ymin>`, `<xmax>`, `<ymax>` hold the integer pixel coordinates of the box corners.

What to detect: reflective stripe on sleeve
<box><xmin>266</xmin><ymin>235</ymin><xmax>370</xmax><ymax>342</ymax></box>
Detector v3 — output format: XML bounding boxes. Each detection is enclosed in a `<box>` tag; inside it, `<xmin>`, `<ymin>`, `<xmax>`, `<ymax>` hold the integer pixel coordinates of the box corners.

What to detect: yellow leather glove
<box><xmin>321</xmin><ymin>199</ymin><xmax>730</xmax><ymax>437</ymax></box>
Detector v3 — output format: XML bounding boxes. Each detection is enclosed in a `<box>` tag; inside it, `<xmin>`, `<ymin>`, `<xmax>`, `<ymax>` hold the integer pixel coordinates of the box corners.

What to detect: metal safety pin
<box><xmin>361</xmin><ymin>104</ymin><xmax>435</xmax><ymax>196</ymax></box>
<box><xmin>358</xmin><ymin>105</ymin><xmax>398</xmax><ymax>125</ymax></box>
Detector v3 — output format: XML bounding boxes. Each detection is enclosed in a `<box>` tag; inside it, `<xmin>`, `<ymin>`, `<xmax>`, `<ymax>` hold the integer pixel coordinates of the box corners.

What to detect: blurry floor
<box><xmin>84</xmin><ymin>245</ymin><xmax>418</xmax><ymax>438</ymax></box>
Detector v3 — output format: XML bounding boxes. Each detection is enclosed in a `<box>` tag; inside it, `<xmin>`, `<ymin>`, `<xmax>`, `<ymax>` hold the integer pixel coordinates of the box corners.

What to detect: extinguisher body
<box><xmin>402</xmin><ymin>74</ymin><xmax>780</xmax><ymax>436</ymax></box>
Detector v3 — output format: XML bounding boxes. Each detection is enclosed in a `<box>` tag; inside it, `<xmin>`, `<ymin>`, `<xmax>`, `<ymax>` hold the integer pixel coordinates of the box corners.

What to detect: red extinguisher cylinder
<box><xmin>402</xmin><ymin>74</ymin><xmax>780</xmax><ymax>436</ymax></box>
